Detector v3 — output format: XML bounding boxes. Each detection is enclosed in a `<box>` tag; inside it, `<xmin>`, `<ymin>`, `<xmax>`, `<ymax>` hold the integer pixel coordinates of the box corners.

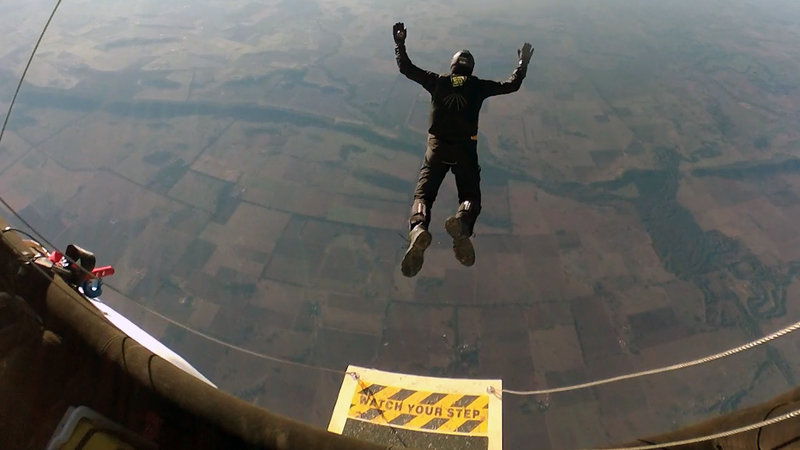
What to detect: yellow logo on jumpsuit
<box><xmin>348</xmin><ymin>383</ymin><xmax>489</xmax><ymax>436</ymax></box>
<box><xmin>444</xmin><ymin>75</ymin><xmax>468</xmax><ymax>110</ymax></box>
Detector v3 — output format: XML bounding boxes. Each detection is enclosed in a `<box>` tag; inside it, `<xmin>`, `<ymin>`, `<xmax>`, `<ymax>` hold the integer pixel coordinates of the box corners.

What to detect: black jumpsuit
<box><xmin>395</xmin><ymin>43</ymin><xmax>527</xmax><ymax>234</ymax></box>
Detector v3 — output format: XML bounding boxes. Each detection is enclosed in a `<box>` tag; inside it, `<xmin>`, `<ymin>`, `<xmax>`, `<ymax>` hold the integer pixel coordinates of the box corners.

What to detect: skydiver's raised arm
<box><xmin>479</xmin><ymin>42</ymin><xmax>534</xmax><ymax>99</ymax></box>
<box><xmin>393</xmin><ymin>22</ymin><xmax>439</xmax><ymax>93</ymax></box>
<box><xmin>479</xmin><ymin>64</ymin><xmax>527</xmax><ymax>98</ymax></box>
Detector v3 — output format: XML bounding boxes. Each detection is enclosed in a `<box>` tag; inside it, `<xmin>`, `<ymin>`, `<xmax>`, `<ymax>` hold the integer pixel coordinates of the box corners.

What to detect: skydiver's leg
<box><xmin>409</xmin><ymin>136</ymin><xmax>449</xmax><ymax>230</ymax></box>
<box><xmin>446</xmin><ymin>140</ymin><xmax>481</xmax><ymax>267</ymax></box>
<box><xmin>402</xmin><ymin>136</ymin><xmax>449</xmax><ymax>278</ymax></box>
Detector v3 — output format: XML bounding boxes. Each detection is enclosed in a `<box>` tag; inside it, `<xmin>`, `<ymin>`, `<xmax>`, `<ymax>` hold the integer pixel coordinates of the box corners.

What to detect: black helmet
<box><xmin>450</xmin><ymin>50</ymin><xmax>474</xmax><ymax>75</ymax></box>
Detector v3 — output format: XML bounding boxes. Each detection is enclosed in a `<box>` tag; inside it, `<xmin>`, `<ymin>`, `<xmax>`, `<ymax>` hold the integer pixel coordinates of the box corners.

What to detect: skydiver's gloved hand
<box><xmin>393</xmin><ymin>22</ymin><xmax>407</xmax><ymax>45</ymax></box>
<box><xmin>518</xmin><ymin>42</ymin><xmax>533</xmax><ymax>67</ymax></box>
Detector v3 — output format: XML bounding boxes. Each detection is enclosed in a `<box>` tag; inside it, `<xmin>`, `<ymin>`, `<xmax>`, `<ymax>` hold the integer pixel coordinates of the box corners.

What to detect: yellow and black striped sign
<box><xmin>348</xmin><ymin>382</ymin><xmax>489</xmax><ymax>436</ymax></box>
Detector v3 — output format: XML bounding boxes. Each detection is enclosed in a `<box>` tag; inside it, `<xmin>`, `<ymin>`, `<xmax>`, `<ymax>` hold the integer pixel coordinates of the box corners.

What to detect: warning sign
<box><xmin>328</xmin><ymin>366</ymin><xmax>502</xmax><ymax>450</ymax></box>
<box><xmin>350</xmin><ymin>383</ymin><xmax>489</xmax><ymax>434</ymax></box>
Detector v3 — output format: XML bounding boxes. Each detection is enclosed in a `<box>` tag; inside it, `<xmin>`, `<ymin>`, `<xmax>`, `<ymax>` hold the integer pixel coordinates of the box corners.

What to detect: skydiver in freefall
<box><xmin>393</xmin><ymin>22</ymin><xmax>534</xmax><ymax>278</ymax></box>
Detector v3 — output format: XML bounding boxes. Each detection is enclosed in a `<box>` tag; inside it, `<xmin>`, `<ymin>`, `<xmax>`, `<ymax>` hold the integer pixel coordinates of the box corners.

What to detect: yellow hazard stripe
<box><xmin>348</xmin><ymin>382</ymin><xmax>489</xmax><ymax>436</ymax></box>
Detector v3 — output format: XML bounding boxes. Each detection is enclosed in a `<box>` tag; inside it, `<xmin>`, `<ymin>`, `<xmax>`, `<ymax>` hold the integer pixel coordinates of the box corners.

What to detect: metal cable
<box><xmin>493</xmin><ymin>320</ymin><xmax>800</xmax><ymax>396</ymax></box>
<box><xmin>589</xmin><ymin>407</ymin><xmax>800</xmax><ymax>450</ymax></box>
<box><xmin>0</xmin><ymin>0</ymin><xmax>65</xmax><ymax>250</ymax></box>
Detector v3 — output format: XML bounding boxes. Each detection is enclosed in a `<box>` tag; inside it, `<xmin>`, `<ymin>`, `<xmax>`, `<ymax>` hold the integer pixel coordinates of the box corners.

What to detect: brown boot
<box><xmin>444</xmin><ymin>215</ymin><xmax>475</xmax><ymax>267</ymax></box>
<box><xmin>401</xmin><ymin>224</ymin><xmax>432</xmax><ymax>277</ymax></box>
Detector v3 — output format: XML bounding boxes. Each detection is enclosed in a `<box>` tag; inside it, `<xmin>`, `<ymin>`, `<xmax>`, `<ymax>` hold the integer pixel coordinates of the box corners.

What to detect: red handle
<box><xmin>92</xmin><ymin>266</ymin><xmax>115</xmax><ymax>278</ymax></box>
<box><xmin>47</xmin><ymin>251</ymin><xmax>63</xmax><ymax>263</ymax></box>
